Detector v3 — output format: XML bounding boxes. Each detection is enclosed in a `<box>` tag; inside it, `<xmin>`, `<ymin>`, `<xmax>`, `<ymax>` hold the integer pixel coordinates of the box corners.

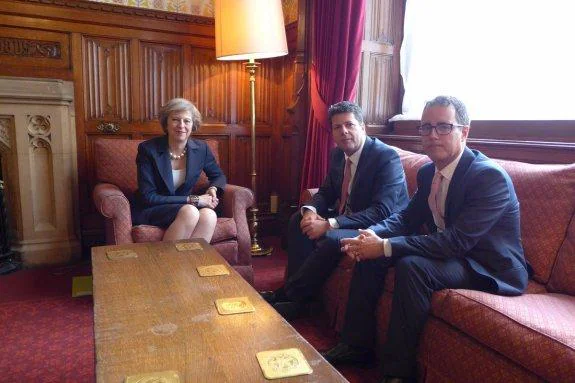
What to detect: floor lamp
<box><xmin>215</xmin><ymin>0</ymin><xmax>288</xmax><ymax>256</ymax></box>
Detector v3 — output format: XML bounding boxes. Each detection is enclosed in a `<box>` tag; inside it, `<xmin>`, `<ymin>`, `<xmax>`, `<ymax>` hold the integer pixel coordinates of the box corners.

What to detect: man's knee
<box><xmin>317</xmin><ymin>230</ymin><xmax>343</xmax><ymax>253</ymax></box>
<box><xmin>288</xmin><ymin>211</ymin><xmax>304</xmax><ymax>232</ymax></box>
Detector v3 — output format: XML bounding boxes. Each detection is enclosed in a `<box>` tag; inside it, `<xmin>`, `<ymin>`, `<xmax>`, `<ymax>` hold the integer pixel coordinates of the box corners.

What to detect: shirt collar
<box><xmin>436</xmin><ymin>146</ymin><xmax>465</xmax><ymax>181</ymax></box>
<box><xmin>344</xmin><ymin>135</ymin><xmax>366</xmax><ymax>165</ymax></box>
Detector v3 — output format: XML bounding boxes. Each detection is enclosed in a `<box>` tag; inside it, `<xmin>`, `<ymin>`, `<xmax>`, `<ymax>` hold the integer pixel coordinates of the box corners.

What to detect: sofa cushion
<box><xmin>431</xmin><ymin>289</ymin><xmax>575</xmax><ymax>382</ymax></box>
<box><xmin>390</xmin><ymin>146</ymin><xmax>431</xmax><ymax>197</ymax></box>
<box><xmin>494</xmin><ymin>160</ymin><xmax>575</xmax><ymax>284</ymax></box>
<box><xmin>420</xmin><ymin>317</ymin><xmax>542</xmax><ymax>382</ymax></box>
<box><xmin>547</xmin><ymin>214</ymin><xmax>575</xmax><ymax>295</ymax></box>
<box><xmin>131</xmin><ymin>218</ymin><xmax>236</xmax><ymax>244</ymax></box>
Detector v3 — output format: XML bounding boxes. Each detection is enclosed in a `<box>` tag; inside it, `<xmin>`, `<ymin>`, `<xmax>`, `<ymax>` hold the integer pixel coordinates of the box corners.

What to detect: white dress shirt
<box><xmin>302</xmin><ymin>135</ymin><xmax>366</xmax><ymax>229</ymax></box>
<box><xmin>381</xmin><ymin>147</ymin><xmax>465</xmax><ymax>257</ymax></box>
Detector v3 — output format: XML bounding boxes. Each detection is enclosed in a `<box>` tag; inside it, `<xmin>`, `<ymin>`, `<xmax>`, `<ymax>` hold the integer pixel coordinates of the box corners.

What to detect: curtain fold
<box><xmin>299</xmin><ymin>0</ymin><xmax>365</xmax><ymax>192</ymax></box>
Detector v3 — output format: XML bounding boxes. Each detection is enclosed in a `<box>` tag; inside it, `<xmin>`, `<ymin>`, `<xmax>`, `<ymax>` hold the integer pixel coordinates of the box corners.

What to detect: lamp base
<box><xmin>250</xmin><ymin>242</ymin><xmax>273</xmax><ymax>257</ymax></box>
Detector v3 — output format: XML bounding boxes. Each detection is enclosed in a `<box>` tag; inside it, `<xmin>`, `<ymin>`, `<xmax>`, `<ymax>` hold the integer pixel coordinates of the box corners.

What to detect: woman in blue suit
<box><xmin>132</xmin><ymin>98</ymin><xmax>226</xmax><ymax>242</ymax></box>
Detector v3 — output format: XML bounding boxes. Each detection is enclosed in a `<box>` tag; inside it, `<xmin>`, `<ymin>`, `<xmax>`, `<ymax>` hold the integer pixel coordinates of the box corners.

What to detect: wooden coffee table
<box><xmin>92</xmin><ymin>239</ymin><xmax>348</xmax><ymax>382</ymax></box>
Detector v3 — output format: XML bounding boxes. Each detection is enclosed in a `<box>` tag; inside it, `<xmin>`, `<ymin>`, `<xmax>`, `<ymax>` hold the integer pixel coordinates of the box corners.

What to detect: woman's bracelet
<box><xmin>188</xmin><ymin>195</ymin><xmax>200</xmax><ymax>206</ymax></box>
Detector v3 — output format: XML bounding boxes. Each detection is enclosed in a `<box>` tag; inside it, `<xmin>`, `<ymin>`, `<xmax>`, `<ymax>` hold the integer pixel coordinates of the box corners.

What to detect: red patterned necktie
<box><xmin>428</xmin><ymin>171</ymin><xmax>445</xmax><ymax>229</ymax></box>
<box><xmin>339</xmin><ymin>158</ymin><xmax>352</xmax><ymax>214</ymax></box>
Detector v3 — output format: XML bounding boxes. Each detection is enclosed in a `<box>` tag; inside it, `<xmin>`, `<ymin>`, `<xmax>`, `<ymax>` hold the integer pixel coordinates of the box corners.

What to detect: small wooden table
<box><xmin>92</xmin><ymin>239</ymin><xmax>348</xmax><ymax>382</ymax></box>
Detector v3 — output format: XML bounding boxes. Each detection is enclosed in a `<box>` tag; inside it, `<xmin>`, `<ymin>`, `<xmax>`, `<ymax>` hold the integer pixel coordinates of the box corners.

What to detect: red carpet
<box><xmin>0</xmin><ymin>237</ymin><xmax>381</xmax><ymax>382</ymax></box>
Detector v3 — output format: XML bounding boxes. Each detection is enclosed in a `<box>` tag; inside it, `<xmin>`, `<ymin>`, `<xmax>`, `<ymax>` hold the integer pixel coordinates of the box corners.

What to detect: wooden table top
<box><xmin>92</xmin><ymin>239</ymin><xmax>348</xmax><ymax>382</ymax></box>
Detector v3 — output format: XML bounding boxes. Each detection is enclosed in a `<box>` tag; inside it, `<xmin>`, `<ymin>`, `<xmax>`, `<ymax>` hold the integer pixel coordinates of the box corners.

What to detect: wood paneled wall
<box><xmin>0</xmin><ymin>0</ymin><xmax>304</xmax><ymax>250</ymax></box>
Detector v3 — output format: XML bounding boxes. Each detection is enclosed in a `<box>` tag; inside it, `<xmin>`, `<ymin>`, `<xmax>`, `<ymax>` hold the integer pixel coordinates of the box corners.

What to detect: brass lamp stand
<box><xmin>215</xmin><ymin>0</ymin><xmax>288</xmax><ymax>257</ymax></box>
<box><xmin>246</xmin><ymin>59</ymin><xmax>272</xmax><ymax>256</ymax></box>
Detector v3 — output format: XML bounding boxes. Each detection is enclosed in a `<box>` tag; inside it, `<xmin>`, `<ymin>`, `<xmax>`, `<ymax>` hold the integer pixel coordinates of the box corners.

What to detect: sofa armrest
<box><xmin>299</xmin><ymin>188</ymin><xmax>319</xmax><ymax>207</ymax></box>
<box><xmin>92</xmin><ymin>183</ymin><xmax>133</xmax><ymax>245</ymax></box>
<box><xmin>222</xmin><ymin>184</ymin><xmax>255</xmax><ymax>266</ymax></box>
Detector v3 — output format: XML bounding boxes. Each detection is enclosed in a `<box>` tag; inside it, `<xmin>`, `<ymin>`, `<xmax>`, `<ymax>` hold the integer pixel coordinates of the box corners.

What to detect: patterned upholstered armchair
<box><xmin>92</xmin><ymin>138</ymin><xmax>255</xmax><ymax>283</ymax></box>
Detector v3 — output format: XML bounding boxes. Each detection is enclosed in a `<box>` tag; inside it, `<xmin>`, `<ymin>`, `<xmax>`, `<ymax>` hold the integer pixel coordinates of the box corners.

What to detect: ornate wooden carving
<box><xmin>83</xmin><ymin>36</ymin><xmax>131</xmax><ymax>121</ymax></box>
<box><xmin>0</xmin><ymin>37</ymin><xmax>61</xmax><ymax>58</ymax></box>
<box><xmin>190</xmin><ymin>49</ymin><xmax>233</xmax><ymax>124</ymax></box>
<box><xmin>96</xmin><ymin>121</ymin><xmax>121</xmax><ymax>134</ymax></box>
<box><xmin>141</xmin><ymin>42</ymin><xmax>183</xmax><ymax>121</ymax></box>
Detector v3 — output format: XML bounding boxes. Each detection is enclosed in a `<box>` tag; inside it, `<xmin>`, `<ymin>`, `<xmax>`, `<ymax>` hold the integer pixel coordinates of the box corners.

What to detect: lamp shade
<box><xmin>215</xmin><ymin>0</ymin><xmax>288</xmax><ymax>61</ymax></box>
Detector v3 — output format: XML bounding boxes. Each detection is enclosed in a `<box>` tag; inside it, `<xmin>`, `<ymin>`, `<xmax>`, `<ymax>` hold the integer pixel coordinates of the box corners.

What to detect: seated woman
<box><xmin>132</xmin><ymin>98</ymin><xmax>226</xmax><ymax>242</ymax></box>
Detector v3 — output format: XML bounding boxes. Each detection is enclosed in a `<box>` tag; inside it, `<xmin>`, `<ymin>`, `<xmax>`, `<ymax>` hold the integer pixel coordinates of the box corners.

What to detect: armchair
<box><xmin>92</xmin><ymin>138</ymin><xmax>255</xmax><ymax>284</ymax></box>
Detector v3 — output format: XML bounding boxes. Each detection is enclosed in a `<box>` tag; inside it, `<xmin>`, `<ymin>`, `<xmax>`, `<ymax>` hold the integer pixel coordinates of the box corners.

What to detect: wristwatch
<box><xmin>188</xmin><ymin>195</ymin><xmax>200</xmax><ymax>207</ymax></box>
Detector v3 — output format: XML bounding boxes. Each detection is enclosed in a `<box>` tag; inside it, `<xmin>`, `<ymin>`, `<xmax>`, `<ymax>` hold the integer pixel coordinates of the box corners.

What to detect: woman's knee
<box><xmin>198</xmin><ymin>208</ymin><xmax>217</xmax><ymax>222</ymax></box>
<box><xmin>176</xmin><ymin>204</ymin><xmax>200</xmax><ymax>222</ymax></box>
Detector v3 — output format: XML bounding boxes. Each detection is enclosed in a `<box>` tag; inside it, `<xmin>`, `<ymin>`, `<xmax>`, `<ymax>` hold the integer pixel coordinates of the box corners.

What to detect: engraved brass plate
<box><xmin>215</xmin><ymin>297</ymin><xmax>255</xmax><ymax>315</ymax></box>
<box><xmin>256</xmin><ymin>348</ymin><xmax>313</xmax><ymax>379</ymax></box>
<box><xmin>197</xmin><ymin>264</ymin><xmax>230</xmax><ymax>277</ymax></box>
<box><xmin>125</xmin><ymin>370</ymin><xmax>180</xmax><ymax>383</ymax></box>
<box><xmin>175</xmin><ymin>242</ymin><xmax>203</xmax><ymax>252</ymax></box>
<box><xmin>106</xmin><ymin>249</ymin><xmax>138</xmax><ymax>260</ymax></box>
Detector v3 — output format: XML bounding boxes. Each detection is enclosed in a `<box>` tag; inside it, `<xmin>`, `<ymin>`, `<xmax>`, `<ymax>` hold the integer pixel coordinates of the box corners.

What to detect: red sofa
<box><xmin>92</xmin><ymin>138</ymin><xmax>255</xmax><ymax>283</ymax></box>
<box><xmin>304</xmin><ymin>146</ymin><xmax>575</xmax><ymax>382</ymax></box>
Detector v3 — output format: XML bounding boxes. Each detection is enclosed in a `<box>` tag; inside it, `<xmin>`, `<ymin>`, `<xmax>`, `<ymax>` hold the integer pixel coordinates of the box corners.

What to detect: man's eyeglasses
<box><xmin>417</xmin><ymin>123</ymin><xmax>465</xmax><ymax>136</ymax></box>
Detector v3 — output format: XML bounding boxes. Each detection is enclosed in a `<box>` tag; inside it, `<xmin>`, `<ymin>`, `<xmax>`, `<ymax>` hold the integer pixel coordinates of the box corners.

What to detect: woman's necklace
<box><xmin>169</xmin><ymin>145</ymin><xmax>187</xmax><ymax>160</ymax></box>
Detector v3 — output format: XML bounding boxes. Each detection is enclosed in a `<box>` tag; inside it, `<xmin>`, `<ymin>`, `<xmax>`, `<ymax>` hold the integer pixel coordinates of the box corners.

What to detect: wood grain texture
<box><xmin>92</xmin><ymin>240</ymin><xmax>347</xmax><ymax>382</ymax></box>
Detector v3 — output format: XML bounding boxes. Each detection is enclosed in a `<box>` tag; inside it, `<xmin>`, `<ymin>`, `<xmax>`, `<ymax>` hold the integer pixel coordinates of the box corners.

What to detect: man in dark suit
<box><xmin>262</xmin><ymin>101</ymin><xmax>409</xmax><ymax>318</ymax></box>
<box><xmin>324</xmin><ymin>96</ymin><xmax>529</xmax><ymax>383</ymax></box>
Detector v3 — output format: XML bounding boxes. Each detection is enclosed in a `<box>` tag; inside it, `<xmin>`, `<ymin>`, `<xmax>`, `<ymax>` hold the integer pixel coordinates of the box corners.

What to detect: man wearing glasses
<box><xmin>323</xmin><ymin>96</ymin><xmax>529</xmax><ymax>383</ymax></box>
<box><xmin>262</xmin><ymin>101</ymin><xmax>409</xmax><ymax>319</ymax></box>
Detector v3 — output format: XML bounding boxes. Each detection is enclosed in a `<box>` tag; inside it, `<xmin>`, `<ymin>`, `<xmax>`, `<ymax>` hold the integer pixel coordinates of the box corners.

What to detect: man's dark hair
<box><xmin>424</xmin><ymin>95</ymin><xmax>470</xmax><ymax>125</ymax></box>
<box><xmin>328</xmin><ymin>101</ymin><xmax>364</xmax><ymax>125</ymax></box>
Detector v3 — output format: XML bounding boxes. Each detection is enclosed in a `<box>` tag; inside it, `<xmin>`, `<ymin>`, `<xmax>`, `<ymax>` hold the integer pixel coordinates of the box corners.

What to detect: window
<box><xmin>399</xmin><ymin>0</ymin><xmax>575</xmax><ymax>120</ymax></box>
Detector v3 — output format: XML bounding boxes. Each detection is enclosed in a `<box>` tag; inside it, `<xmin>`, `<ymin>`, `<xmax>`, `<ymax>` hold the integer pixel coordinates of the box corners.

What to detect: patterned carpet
<box><xmin>0</xmin><ymin>237</ymin><xmax>380</xmax><ymax>382</ymax></box>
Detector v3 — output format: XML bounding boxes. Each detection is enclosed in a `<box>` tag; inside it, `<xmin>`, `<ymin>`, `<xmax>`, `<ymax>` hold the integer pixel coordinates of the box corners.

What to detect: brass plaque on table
<box><xmin>256</xmin><ymin>348</ymin><xmax>313</xmax><ymax>379</ymax></box>
<box><xmin>175</xmin><ymin>242</ymin><xmax>203</xmax><ymax>252</ymax></box>
<box><xmin>197</xmin><ymin>264</ymin><xmax>230</xmax><ymax>277</ymax></box>
<box><xmin>106</xmin><ymin>249</ymin><xmax>138</xmax><ymax>260</ymax></box>
<box><xmin>215</xmin><ymin>296</ymin><xmax>255</xmax><ymax>315</ymax></box>
<box><xmin>125</xmin><ymin>370</ymin><xmax>180</xmax><ymax>383</ymax></box>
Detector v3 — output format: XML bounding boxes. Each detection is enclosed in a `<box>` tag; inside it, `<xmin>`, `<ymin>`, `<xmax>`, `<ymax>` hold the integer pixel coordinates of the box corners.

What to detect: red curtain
<box><xmin>299</xmin><ymin>0</ymin><xmax>365</xmax><ymax>191</ymax></box>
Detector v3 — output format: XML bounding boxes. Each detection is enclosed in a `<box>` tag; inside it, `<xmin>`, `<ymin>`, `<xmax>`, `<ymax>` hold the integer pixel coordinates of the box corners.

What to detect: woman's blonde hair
<box><xmin>159</xmin><ymin>98</ymin><xmax>202</xmax><ymax>134</ymax></box>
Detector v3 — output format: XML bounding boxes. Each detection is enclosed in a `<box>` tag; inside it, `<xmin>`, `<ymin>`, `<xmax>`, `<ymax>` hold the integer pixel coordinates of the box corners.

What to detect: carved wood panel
<box><xmin>190</xmin><ymin>48</ymin><xmax>234</xmax><ymax>124</ymax></box>
<box><xmin>140</xmin><ymin>42</ymin><xmax>183</xmax><ymax>121</ymax></box>
<box><xmin>83</xmin><ymin>36</ymin><xmax>131</xmax><ymax>121</ymax></box>
<box><xmin>357</xmin><ymin>0</ymin><xmax>403</xmax><ymax>128</ymax></box>
<box><xmin>358</xmin><ymin>52</ymin><xmax>393</xmax><ymax>125</ymax></box>
<box><xmin>234</xmin><ymin>136</ymin><xmax>273</xmax><ymax>204</ymax></box>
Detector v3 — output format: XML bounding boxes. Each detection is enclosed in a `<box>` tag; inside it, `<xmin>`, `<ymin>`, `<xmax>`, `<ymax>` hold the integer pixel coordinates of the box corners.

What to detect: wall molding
<box><xmin>16</xmin><ymin>0</ymin><xmax>214</xmax><ymax>25</ymax></box>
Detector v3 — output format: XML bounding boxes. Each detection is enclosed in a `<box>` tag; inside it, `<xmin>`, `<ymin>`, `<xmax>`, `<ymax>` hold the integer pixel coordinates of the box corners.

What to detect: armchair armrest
<box><xmin>299</xmin><ymin>188</ymin><xmax>319</xmax><ymax>207</ymax></box>
<box><xmin>93</xmin><ymin>183</ymin><xmax>133</xmax><ymax>245</ymax></box>
<box><xmin>222</xmin><ymin>184</ymin><xmax>255</xmax><ymax>266</ymax></box>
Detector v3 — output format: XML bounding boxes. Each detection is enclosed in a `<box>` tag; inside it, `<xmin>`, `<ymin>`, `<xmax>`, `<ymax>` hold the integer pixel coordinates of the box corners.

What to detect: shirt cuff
<box><xmin>301</xmin><ymin>205</ymin><xmax>317</xmax><ymax>216</ymax></box>
<box><xmin>382</xmin><ymin>238</ymin><xmax>392</xmax><ymax>257</ymax></box>
<box><xmin>328</xmin><ymin>218</ymin><xmax>339</xmax><ymax>229</ymax></box>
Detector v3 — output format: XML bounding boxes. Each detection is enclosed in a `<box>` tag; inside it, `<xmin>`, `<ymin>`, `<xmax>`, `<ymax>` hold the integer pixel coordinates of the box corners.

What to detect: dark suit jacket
<box><xmin>134</xmin><ymin>135</ymin><xmax>226</xmax><ymax>208</ymax></box>
<box><xmin>309</xmin><ymin>137</ymin><xmax>409</xmax><ymax>229</ymax></box>
<box><xmin>369</xmin><ymin>147</ymin><xmax>528</xmax><ymax>295</ymax></box>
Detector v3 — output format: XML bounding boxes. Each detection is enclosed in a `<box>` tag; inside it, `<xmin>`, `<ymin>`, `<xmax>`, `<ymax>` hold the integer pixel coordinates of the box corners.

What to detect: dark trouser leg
<box><xmin>382</xmin><ymin>256</ymin><xmax>478</xmax><ymax>378</ymax></box>
<box><xmin>285</xmin><ymin>211</ymin><xmax>315</xmax><ymax>279</ymax></box>
<box><xmin>284</xmin><ymin>229</ymin><xmax>359</xmax><ymax>302</ymax></box>
<box><xmin>340</xmin><ymin>256</ymin><xmax>393</xmax><ymax>349</ymax></box>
